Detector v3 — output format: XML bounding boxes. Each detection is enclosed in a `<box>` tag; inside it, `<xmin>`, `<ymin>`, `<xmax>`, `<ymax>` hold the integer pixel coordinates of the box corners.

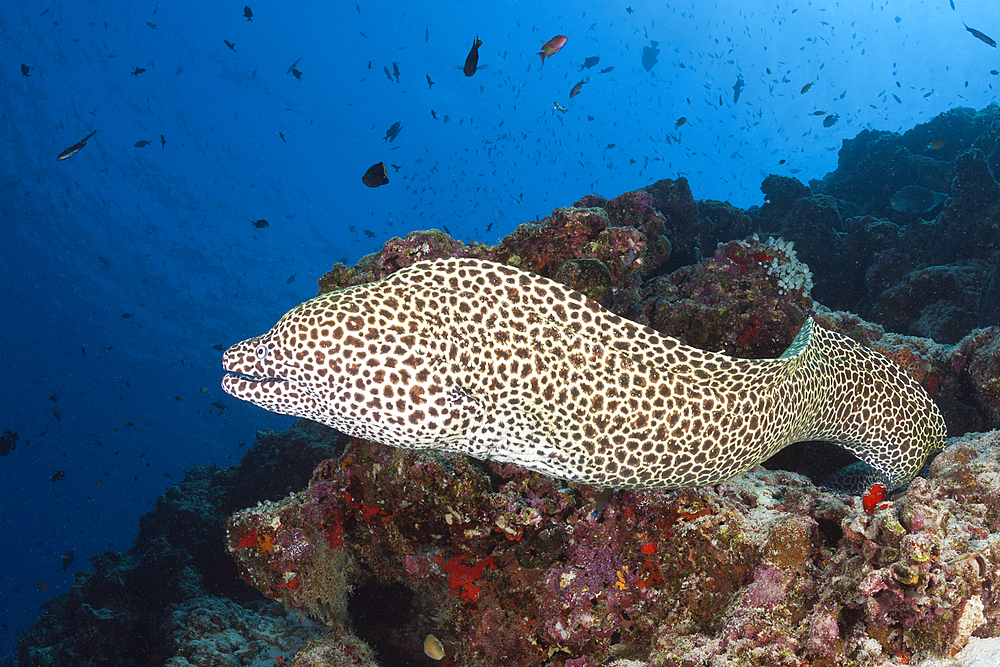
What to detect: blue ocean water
<box><xmin>1</xmin><ymin>0</ymin><xmax>998</xmax><ymax>656</ymax></box>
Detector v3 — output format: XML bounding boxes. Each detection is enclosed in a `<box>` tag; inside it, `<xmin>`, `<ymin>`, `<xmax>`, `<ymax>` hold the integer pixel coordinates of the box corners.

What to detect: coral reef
<box><xmin>23</xmin><ymin>103</ymin><xmax>1000</xmax><ymax>667</ymax></box>
<box><xmin>15</xmin><ymin>423</ymin><xmax>343</xmax><ymax>667</ymax></box>
<box><xmin>630</xmin><ymin>235</ymin><xmax>814</xmax><ymax>358</ymax></box>
<box><xmin>161</xmin><ymin>597</ymin><xmax>321</xmax><ymax>667</ymax></box>
<box><xmin>225</xmin><ymin>425</ymin><xmax>1000</xmax><ymax>667</ymax></box>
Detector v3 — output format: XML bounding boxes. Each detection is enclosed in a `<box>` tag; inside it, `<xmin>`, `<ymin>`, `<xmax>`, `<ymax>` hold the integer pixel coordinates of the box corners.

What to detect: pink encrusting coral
<box><xmin>227</xmin><ymin>427</ymin><xmax>1000</xmax><ymax>666</ymax></box>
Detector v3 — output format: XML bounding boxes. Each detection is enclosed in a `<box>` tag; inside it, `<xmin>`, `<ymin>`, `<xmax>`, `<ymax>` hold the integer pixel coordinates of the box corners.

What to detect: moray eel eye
<box><xmin>254</xmin><ymin>343</ymin><xmax>269</xmax><ymax>360</ymax></box>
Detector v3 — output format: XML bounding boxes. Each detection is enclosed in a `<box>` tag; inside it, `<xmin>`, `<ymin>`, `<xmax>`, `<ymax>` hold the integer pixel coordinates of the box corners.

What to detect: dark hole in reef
<box><xmin>761</xmin><ymin>440</ymin><xmax>860</xmax><ymax>486</ymax></box>
<box><xmin>348</xmin><ymin>580</ymin><xmax>429</xmax><ymax>667</ymax></box>
<box><xmin>837</xmin><ymin>605</ymin><xmax>864</xmax><ymax>638</ymax></box>
<box><xmin>816</xmin><ymin>516</ymin><xmax>844</xmax><ymax>548</ymax></box>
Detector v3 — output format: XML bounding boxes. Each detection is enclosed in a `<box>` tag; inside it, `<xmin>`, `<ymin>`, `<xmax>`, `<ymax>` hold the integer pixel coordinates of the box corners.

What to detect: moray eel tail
<box><xmin>800</xmin><ymin>323</ymin><xmax>946</xmax><ymax>492</ymax></box>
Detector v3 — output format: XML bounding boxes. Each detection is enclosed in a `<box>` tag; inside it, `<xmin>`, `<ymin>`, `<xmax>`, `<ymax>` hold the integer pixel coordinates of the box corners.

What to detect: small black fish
<box><xmin>49</xmin><ymin>394</ymin><xmax>58</xmax><ymax>403</ymax></box>
<box><xmin>224</xmin><ymin>40</ymin><xmax>236</xmax><ymax>52</ymax></box>
<box><xmin>160</xmin><ymin>134</ymin><xmax>166</xmax><ymax>147</ymax></box>
<box><xmin>244</xmin><ymin>6</ymin><xmax>253</xmax><ymax>21</ymax></box>
<box><xmin>383</xmin><ymin>121</ymin><xmax>403</xmax><ymax>142</ymax></box>
<box><xmin>0</xmin><ymin>429</ymin><xmax>17</xmax><ymax>456</ymax></box>
<box><xmin>212</xmin><ymin>344</ymin><xmax>225</xmax><ymax>351</ymax></box>
<box><xmin>599</xmin><ymin>66</ymin><xmax>614</xmax><ymax>74</ymax></box>
<box><xmin>212</xmin><ymin>402</ymin><xmax>229</xmax><ymax>411</ymax></box>
<box><xmin>134</xmin><ymin>140</ymin><xmax>150</xmax><ymax>148</ymax></box>
<box><xmin>464</xmin><ymin>35</ymin><xmax>483</xmax><ymax>77</ymax></box>
<box><xmin>390</xmin><ymin>164</ymin><xmax>402</xmax><ymax>171</ymax></box>
<box><xmin>61</xmin><ymin>550</ymin><xmax>75</xmax><ymax>571</ymax></box>
<box><xmin>362</xmin><ymin>162</ymin><xmax>389</xmax><ymax>188</ymax></box>
<box><xmin>582</xmin><ymin>55</ymin><xmax>600</xmax><ymax>70</ymax></box>
<box><xmin>823</xmin><ymin>114</ymin><xmax>839</xmax><ymax>127</ymax></box>
<box><xmin>57</xmin><ymin>130</ymin><xmax>97</xmax><ymax>161</ymax></box>
<box><xmin>964</xmin><ymin>23</ymin><xmax>996</xmax><ymax>48</ymax></box>
<box><xmin>291</xmin><ymin>68</ymin><xmax>302</xmax><ymax>80</ymax></box>
<box><xmin>392</xmin><ymin>62</ymin><xmax>400</xmax><ymax>82</ymax></box>
<box><xmin>642</xmin><ymin>40</ymin><xmax>660</xmax><ymax>72</ymax></box>
<box><xmin>364</xmin><ymin>230</ymin><xmax>375</xmax><ymax>238</ymax></box>
<box><xmin>286</xmin><ymin>274</ymin><xmax>296</xmax><ymax>284</ymax></box>
<box><xmin>287</xmin><ymin>58</ymin><xmax>301</xmax><ymax>74</ymax></box>
<box><xmin>121</xmin><ymin>312</ymin><xmax>132</xmax><ymax>318</ymax></box>
<box><xmin>626</xmin><ymin>6</ymin><xmax>633</xmax><ymax>13</ymax></box>
<box><xmin>21</xmin><ymin>64</ymin><xmax>30</xmax><ymax>77</ymax></box>
<box><xmin>279</xmin><ymin>132</ymin><xmax>286</xmax><ymax>141</ymax></box>
<box><xmin>146</xmin><ymin>21</ymin><xmax>157</xmax><ymax>30</ymax></box>
<box><xmin>733</xmin><ymin>74</ymin><xmax>745</xmax><ymax>103</ymax></box>
<box><xmin>51</xmin><ymin>470</ymin><xmax>66</xmax><ymax>484</ymax></box>
<box><xmin>383</xmin><ymin>66</ymin><xmax>393</xmax><ymax>80</ymax></box>
<box><xmin>131</xmin><ymin>67</ymin><xmax>146</xmax><ymax>76</ymax></box>
<box><xmin>426</xmin><ymin>74</ymin><xmax>435</xmax><ymax>89</ymax></box>
<box><xmin>251</xmin><ymin>219</ymin><xmax>269</xmax><ymax>229</ymax></box>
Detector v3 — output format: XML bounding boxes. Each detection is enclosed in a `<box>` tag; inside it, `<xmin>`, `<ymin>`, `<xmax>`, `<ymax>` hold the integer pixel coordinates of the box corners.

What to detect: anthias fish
<box><xmin>537</xmin><ymin>35</ymin><xmax>568</xmax><ymax>67</ymax></box>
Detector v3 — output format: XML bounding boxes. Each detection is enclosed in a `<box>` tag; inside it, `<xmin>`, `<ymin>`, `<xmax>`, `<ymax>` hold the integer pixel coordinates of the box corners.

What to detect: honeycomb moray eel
<box><xmin>222</xmin><ymin>258</ymin><xmax>946</xmax><ymax>494</ymax></box>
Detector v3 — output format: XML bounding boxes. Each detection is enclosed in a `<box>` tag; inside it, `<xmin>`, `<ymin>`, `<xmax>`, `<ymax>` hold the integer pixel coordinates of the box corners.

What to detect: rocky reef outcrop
<box><xmin>19</xmin><ymin>103</ymin><xmax>1000</xmax><ymax>667</ymax></box>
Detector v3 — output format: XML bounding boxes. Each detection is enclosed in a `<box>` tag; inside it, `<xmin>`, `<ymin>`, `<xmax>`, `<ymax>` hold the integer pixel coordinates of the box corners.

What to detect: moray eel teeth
<box><xmin>221</xmin><ymin>258</ymin><xmax>946</xmax><ymax>493</ymax></box>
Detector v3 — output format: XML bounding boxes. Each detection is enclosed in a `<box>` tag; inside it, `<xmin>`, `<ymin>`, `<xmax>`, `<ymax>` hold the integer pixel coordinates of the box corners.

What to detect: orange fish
<box><xmin>537</xmin><ymin>35</ymin><xmax>568</xmax><ymax>67</ymax></box>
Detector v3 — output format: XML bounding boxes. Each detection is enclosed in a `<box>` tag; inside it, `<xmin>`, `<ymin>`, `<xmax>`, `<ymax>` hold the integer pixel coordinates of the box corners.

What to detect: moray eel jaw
<box><xmin>222</xmin><ymin>336</ymin><xmax>320</xmax><ymax>417</ymax></box>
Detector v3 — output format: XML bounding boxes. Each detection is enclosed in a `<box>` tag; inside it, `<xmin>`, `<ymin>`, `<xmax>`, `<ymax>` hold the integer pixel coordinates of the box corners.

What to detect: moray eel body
<box><xmin>222</xmin><ymin>258</ymin><xmax>945</xmax><ymax>492</ymax></box>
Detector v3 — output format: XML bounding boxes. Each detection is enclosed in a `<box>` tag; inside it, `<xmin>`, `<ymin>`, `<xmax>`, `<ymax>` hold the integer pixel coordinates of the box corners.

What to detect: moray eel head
<box><xmin>221</xmin><ymin>282</ymin><xmax>485</xmax><ymax>453</ymax></box>
<box><xmin>221</xmin><ymin>322</ymin><xmax>321</xmax><ymax>420</ymax></box>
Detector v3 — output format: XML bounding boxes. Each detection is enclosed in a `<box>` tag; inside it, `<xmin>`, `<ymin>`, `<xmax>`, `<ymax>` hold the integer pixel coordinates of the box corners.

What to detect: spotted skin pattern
<box><xmin>222</xmin><ymin>258</ymin><xmax>946</xmax><ymax>492</ymax></box>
